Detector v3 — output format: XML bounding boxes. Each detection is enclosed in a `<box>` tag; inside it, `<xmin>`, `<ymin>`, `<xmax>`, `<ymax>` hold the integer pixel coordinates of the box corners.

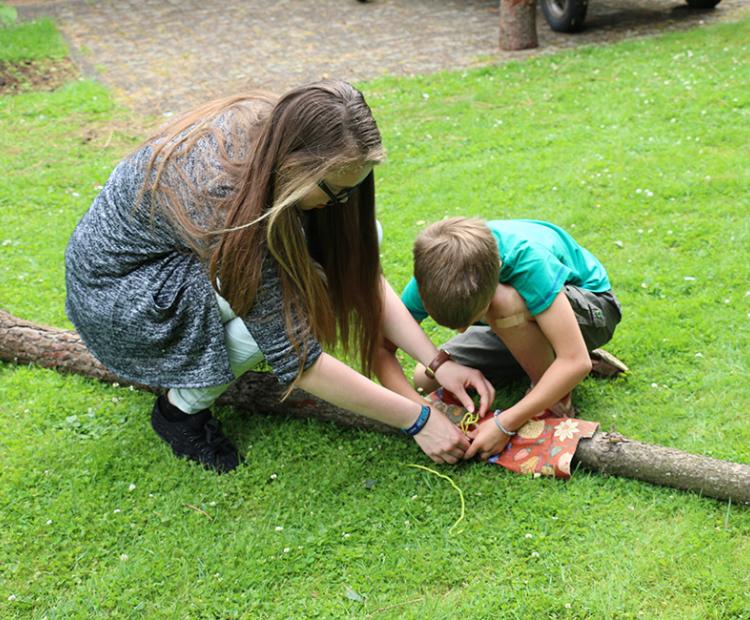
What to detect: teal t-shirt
<box><xmin>401</xmin><ymin>219</ymin><xmax>611</xmax><ymax>322</ymax></box>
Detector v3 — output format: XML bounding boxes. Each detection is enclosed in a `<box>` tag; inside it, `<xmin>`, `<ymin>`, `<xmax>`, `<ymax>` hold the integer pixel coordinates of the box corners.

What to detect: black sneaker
<box><xmin>151</xmin><ymin>395</ymin><xmax>240</xmax><ymax>473</ymax></box>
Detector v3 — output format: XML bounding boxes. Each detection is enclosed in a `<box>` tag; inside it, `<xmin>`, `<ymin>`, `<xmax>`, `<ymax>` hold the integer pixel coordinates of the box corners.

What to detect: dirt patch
<box><xmin>0</xmin><ymin>56</ymin><xmax>78</xmax><ymax>95</ymax></box>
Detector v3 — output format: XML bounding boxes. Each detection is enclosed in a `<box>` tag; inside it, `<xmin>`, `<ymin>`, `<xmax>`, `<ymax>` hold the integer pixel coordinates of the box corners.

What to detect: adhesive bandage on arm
<box><xmin>493</xmin><ymin>312</ymin><xmax>530</xmax><ymax>329</ymax></box>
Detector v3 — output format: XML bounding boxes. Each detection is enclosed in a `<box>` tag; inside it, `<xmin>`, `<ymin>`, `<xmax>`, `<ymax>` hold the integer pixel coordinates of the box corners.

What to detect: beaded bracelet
<box><xmin>493</xmin><ymin>409</ymin><xmax>516</xmax><ymax>436</ymax></box>
<box><xmin>401</xmin><ymin>405</ymin><xmax>431</xmax><ymax>436</ymax></box>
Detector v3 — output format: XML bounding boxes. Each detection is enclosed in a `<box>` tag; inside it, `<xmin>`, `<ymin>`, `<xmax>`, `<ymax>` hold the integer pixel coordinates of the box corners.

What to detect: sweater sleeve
<box><xmin>241</xmin><ymin>256</ymin><xmax>322</xmax><ymax>385</ymax></box>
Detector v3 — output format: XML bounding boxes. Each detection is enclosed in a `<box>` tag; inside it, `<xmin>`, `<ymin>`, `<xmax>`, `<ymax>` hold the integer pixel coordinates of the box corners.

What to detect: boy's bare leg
<box><xmin>414</xmin><ymin>283</ymin><xmax>554</xmax><ymax>395</ymax></box>
<box><xmin>487</xmin><ymin>284</ymin><xmax>555</xmax><ymax>386</ymax></box>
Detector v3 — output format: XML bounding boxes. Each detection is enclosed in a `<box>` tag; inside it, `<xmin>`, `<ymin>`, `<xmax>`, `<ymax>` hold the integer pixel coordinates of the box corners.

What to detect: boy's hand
<box><xmin>464</xmin><ymin>420</ymin><xmax>511</xmax><ymax>461</ymax></box>
<box><xmin>434</xmin><ymin>361</ymin><xmax>495</xmax><ymax>417</ymax></box>
<box><xmin>414</xmin><ymin>409</ymin><xmax>471</xmax><ymax>464</ymax></box>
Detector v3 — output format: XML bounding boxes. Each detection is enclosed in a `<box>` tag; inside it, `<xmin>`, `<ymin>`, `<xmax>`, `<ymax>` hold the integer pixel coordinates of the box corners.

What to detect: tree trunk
<box><xmin>2</xmin><ymin>309</ymin><xmax>748</xmax><ymax>504</ymax></box>
<box><xmin>499</xmin><ymin>0</ymin><xmax>538</xmax><ymax>51</ymax></box>
<box><xmin>0</xmin><ymin>310</ymin><xmax>151</xmax><ymax>389</ymax></box>
<box><xmin>574</xmin><ymin>434</ymin><xmax>750</xmax><ymax>504</ymax></box>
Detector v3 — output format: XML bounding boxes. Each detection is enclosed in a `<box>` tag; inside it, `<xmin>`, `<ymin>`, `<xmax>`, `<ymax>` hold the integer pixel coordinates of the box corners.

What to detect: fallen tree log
<box><xmin>2</xmin><ymin>309</ymin><xmax>748</xmax><ymax>504</ymax></box>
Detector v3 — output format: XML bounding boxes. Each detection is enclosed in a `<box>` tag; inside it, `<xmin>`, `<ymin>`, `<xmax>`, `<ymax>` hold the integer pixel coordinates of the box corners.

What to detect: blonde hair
<box><xmin>138</xmin><ymin>80</ymin><xmax>386</xmax><ymax>388</ymax></box>
<box><xmin>413</xmin><ymin>217</ymin><xmax>499</xmax><ymax>329</ymax></box>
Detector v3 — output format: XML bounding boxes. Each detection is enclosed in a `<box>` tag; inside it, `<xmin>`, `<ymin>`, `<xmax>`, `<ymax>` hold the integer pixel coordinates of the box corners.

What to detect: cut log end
<box><xmin>575</xmin><ymin>432</ymin><xmax>750</xmax><ymax>504</ymax></box>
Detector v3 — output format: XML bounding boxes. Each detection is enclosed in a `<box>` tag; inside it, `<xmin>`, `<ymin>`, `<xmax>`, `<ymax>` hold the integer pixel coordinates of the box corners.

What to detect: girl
<box><xmin>65</xmin><ymin>80</ymin><xmax>493</xmax><ymax>473</ymax></box>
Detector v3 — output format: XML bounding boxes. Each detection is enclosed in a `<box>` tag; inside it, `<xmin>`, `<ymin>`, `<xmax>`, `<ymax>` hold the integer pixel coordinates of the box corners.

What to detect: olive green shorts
<box><xmin>440</xmin><ymin>286</ymin><xmax>622</xmax><ymax>386</ymax></box>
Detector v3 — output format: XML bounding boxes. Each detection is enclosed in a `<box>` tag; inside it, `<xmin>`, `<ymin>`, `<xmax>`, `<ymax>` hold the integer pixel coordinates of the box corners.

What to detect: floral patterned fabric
<box><xmin>426</xmin><ymin>388</ymin><xmax>599</xmax><ymax>479</ymax></box>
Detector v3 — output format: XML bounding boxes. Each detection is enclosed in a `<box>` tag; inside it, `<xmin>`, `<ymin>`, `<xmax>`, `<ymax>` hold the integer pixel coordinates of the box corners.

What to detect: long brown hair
<box><xmin>140</xmin><ymin>80</ymin><xmax>386</xmax><ymax>385</ymax></box>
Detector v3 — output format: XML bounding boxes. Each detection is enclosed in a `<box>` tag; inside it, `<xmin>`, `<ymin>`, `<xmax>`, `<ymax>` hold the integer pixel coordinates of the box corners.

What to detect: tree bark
<box><xmin>2</xmin><ymin>309</ymin><xmax>748</xmax><ymax>504</ymax></box>
<box><xmin>0</xmin><ymin>310</ymin><xmax>151</xmax><ymax>389</ymax></box>
<box><xmin>499</xmin><ymin>0</ymin><xmax>538</xmax><ymax>51</ymax></box>
<box><xmin>574</xmin><ymin>433</ymin><xmax>750</xmax><ymax>504</ymax></box>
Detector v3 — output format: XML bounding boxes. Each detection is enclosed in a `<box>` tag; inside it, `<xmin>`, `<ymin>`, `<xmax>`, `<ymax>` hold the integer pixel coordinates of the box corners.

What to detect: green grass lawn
<box><xmin>1</xmin><ymin>12</ymin><xmax>749</xmax><ymax>620</ymax></box>
<box><xmin>0</xmin><ymin>15</ymin><xmax>66</xmax><ymax>61</ymax></box>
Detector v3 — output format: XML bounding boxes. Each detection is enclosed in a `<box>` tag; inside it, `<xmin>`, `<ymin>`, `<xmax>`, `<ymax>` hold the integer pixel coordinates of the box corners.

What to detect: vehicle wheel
<box><xmin>540</xmin><ymin>0</ymin><xmax>589</xmax><ymax>32</ymax></box>
<box><xmin>685</xmin><ymin>0</ymin><xmax>721</xmax><ymax>7</ymax></box>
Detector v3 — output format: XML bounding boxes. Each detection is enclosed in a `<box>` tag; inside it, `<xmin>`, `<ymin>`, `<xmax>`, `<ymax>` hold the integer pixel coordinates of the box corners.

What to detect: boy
<box><xmin>401</xmin><ymin>218</ymin><xmax>622</xmax><ymax>461</ymax></box>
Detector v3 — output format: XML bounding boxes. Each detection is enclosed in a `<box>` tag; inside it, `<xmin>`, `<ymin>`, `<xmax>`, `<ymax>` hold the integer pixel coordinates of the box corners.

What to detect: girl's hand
<box><xmin>413</xmin><ymin>409</ymin><xmax>471</xmax><ymax>464</ymax></box>
<box><xmin>434</xmin><ymin>361</ymin><xmax>495</xmax><ymax>417</ymax></box>
<box><xmin>464</xmin><ymin>420</ymin><xmax>510</xmax><ymax>461</ymax></box>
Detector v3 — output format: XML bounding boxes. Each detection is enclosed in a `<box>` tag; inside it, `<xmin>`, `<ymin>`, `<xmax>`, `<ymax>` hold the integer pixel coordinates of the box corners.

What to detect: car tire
<box><xmin>685</xmin><ymin>0</ymin><xmax>721</xmax><ymax>7</ymax></box>
<box><xmin>540</xmin><ymin>0</ymin><xmax>589</xmax><ymax>32</ymax></box>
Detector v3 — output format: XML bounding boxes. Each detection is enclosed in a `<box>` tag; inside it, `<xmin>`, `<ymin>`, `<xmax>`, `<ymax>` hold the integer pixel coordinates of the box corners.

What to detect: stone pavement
<box><xmin>12</xmin><ymin>0</ymin><xmax>750</xmax><ymax>116</ymax></box>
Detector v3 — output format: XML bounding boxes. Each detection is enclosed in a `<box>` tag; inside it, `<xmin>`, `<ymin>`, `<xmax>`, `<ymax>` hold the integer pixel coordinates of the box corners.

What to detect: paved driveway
<box><xmin>13</xmin><ymin>0</ymin><xmax>750</xmax><ymax>115</ymax></box>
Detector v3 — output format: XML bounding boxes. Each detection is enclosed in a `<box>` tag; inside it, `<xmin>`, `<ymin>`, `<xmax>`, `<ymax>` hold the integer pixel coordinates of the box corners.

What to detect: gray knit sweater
<box><xmin>65</xmin><ymin>135</ymin><xmax>321</xmax><ymax>389</ymax></box>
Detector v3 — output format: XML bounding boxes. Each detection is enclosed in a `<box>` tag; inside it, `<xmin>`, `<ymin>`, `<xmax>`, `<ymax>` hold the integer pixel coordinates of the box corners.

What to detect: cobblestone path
<box><xmin>12</xmin><ymin>0</ymin><xmax>750</xmax><ymax>115</ymax></box>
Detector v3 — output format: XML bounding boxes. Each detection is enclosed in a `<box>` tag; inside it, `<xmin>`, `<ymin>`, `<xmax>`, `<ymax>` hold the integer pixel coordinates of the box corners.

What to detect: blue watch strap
<box><xmin>401</xmin><ymin>405</ymin><xmax>431</xmax><ymax>436</ymax></box>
